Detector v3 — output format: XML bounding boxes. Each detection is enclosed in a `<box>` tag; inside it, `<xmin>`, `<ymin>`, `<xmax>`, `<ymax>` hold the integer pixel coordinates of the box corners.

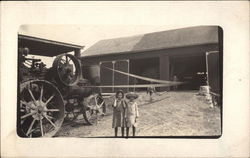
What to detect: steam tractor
<box><xmin>18</xmin><ymin>35</ymin><xmax>106</xmax><ymax>137</ymax></box>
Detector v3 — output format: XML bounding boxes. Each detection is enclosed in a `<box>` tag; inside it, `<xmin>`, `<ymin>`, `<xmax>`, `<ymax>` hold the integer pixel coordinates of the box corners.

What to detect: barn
<box><xmin>81</xmin><ymin>26</ymin><xmax>222</xmax><ymax>95</ymax></box>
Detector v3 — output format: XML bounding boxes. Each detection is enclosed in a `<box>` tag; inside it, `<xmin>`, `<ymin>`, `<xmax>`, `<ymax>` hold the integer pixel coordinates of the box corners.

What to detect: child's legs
<box><xmin>114</xmin><ymin>127</ymin><xmax>118</xmax><ymax>137</ymax></box>
<box><xmin>149</xmin><ymin>91</ymin><xmax>153</xmax><ymax>100</ymax></box>
<box><xmin>126</xmin><ymin>127</ymin><xmax>129</xmax><ymax>137</ymax></box>
<box><xmin>121</xmin><ymin>127</ymin><xmax>124</xmax><ymax>137</ymax></box>
<box><xmin>132</xmin><ymin>126</ymin><xmax>136</xmax><ymax>137</ymax></box>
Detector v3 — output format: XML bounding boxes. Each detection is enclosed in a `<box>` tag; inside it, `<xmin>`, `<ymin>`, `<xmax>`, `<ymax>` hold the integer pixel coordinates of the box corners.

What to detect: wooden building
<box><xmin>81</xmin><ymin>26</ymin><xmax>222</xmax><ymax>94</ymax></box>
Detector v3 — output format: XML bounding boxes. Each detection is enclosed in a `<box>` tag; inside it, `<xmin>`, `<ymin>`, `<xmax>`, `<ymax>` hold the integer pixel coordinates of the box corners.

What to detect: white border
<box><xmin>1</xmin><ymin>1</ymin><xmax>249</xmax><ymax>157</ymax></box>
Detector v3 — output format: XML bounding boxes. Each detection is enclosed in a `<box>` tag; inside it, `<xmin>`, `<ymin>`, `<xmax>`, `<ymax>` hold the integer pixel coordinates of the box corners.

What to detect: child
<box><xmin>112</xmin><ymin>90</ymin><xmax>126</xmax><ymax>137</ymax></box>
<box><xmin>147</xmin><ymin>85</ymin><xmax>156</xmax><ymax>101</ymax></box>
<box><xmin>125</xmin><ymin>92</ymin><xmax>139</xmax><ymax>137</ymax></box>
<box><xmin>172</xmin><ymin>75</ymin><xmax>179</xmax><ymax>91</ymax></box>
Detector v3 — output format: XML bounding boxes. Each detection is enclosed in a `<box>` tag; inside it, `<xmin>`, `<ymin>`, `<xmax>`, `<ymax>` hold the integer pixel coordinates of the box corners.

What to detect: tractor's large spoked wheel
<box><xmin>82</xmin><ymin>94</ymin><xmax>106</xmax><ymax>125</ymax></box>
<box><xmin>18</xmin><ymin>80</ymin><xmax>65</xmax><ymax>137</ymax></box>
<box><xmin>53</xmin><ymin>54</ymin><xmax>81</xmax><ymax>86</ymax></box>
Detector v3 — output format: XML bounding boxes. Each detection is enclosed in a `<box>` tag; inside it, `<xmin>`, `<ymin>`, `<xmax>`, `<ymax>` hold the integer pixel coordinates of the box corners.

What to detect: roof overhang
<box><xmin>18</xmin><ymin>34</ymin><xmax>84</xmax><ymax>57</ymax></box>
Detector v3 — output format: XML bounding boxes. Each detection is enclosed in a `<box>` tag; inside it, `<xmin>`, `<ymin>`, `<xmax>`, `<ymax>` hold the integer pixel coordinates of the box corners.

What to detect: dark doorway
<box><xmin>114</xmin><ymin>60</ymin><xmax>129</xmax><ymax>92</ymax></box>
<box><xmin>100</xmin><ymin>60</ymin><xmax>129</xmax><ymax>93</ymax></box>
<box><xmin>170</xmin><ymin>54</ymin><xmax>207</xmax><ymax>90</ymax></box>
<box><xmin>129</xmin><ymin>57</ymin><xmax>159</xmax><ymax>91</ymax></box>
<box><xmin>100</xmin><ymin>62</ymin><xmax>113</xmax><ymax>93</ymax></box>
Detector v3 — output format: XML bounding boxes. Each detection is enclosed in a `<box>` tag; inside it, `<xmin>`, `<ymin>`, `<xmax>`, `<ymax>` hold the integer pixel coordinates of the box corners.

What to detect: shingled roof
<box><xmin>82</xmin><ymin>26</ymin><xmax>219</xmax><ymax>57</ymax></box>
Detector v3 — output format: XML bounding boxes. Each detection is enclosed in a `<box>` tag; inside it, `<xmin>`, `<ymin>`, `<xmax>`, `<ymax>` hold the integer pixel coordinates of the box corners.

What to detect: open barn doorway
<box><xmin>99</xmin><ymin>60</ymin><xmax>129</xmax><ymax>93</ymax></box>
<box><xmin>170</xmin><ymin>54</ymin><xmax>207</xmax><ymax>90</ymax></box>
<box><xmin>129</xmin><ymin>57</ymin><xmax>159</xmax><ymax>91</ymax></box>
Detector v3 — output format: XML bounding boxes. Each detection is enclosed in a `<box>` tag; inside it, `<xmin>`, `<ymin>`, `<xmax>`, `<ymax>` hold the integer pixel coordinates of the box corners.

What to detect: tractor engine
<box><xmin>18</xmin><ymin>47</ymin><xmax>106</xmax><ymax>137</ymax></box>
<box><xmin>19</xmin><ymin>47</ymin><xmax>48</xmax><ymax>81</ymax></box>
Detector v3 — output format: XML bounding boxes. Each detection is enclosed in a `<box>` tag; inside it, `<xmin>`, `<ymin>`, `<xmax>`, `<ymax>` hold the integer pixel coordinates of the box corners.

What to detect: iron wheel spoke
<box><xmin>21</xmin><ymin>111</ymin><xmax>36</xmax><ymax>120</ymax></box>
<box><xmin>40</xmin><ymin>117</ymin><xmax>44</xmax><ymax>136</ymax></box>
<box><xmin>86</xmin><ymin>105</ymin><xmax>94</xmax><ymax>109</ymax></box>
<box><xmin>20</xmin><ymin>100</ymin><xmax>28</xmax><ymax>107</ymax></box>
<box><xmin>66</xmin><ymin>56</ymin><xmax>69</xmax><ymax>64</ymax></box>
<box><xmin>20</xmin><ymin>100</ymin><xmax>35</xmax><ymax>109</ymax></box>
<box><xmin>94</xmin><ymin>96</ymin><xmax>98</xmax><ymax>106</ymax></box>
<box><xmin>28</xmin><ymin>88</ymin><xmax>38</xmax><ymax>106</ymax></box>
<box><xmin>68</xmin><ymin>57</ymin><xmax>72</xmax><ymax>63</ymax></box>
<box><xmin>45</xmin><ymin>94</ymin><xmax>55</xmax><ymax>105</ymax></box>
<box><xmin>96</xmin><ymin>101</ymin><xmax>104</xmax><ymax>109</ymax></box>
<box><xmin>60</xmin><ymin>59</ymin><xmax>66</xmax><ymax>64</ymax></box>
<box><xmin>46</xmin><ymin>115</ymin><xmax>54</xmax><ymax>120</ymax></box>
<box><xmin>44</xmin><ymin>115</ymin><xmax>56</xmax><ymax>129</ymax></box>
<box><xmin>26</xmin><ymin>118</ymin><xmax>36</xmax><ymax>136</ymax></box>
<box><xmin>46</xmin><ymin>109</ymin><xmax>60</xmax><ymax>112</ymax></box>
<box><xmin>40</xmin><ymin>85</ymin><xmax>44</xmax><ymax>101</ymax></box>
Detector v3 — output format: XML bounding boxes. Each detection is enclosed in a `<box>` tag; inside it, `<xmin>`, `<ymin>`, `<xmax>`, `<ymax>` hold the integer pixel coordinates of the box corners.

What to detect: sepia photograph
<box><xmin>1</xmin><ymin>1</ymin><xmax>249</xmax><ymax>158</ymax></box>
<box><xmin>17</xmin><ymin>25</ymin><xmax>222</xmax><ymax>138</ymax></box>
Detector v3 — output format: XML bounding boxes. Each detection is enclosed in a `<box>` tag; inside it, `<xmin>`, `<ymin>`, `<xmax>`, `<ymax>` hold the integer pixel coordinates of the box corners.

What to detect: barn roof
<box><xmin>82</xmin><ymin>26</ymin><xmax>220</xmax><ymax>57</ymax></box>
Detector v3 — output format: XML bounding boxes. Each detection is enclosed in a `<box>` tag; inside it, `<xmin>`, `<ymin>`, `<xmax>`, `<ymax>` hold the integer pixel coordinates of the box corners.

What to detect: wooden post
<box><xmin>159</xmin><ymin>55</ymin><xmax>170</xmax><ymax>91</ymax></box>
<box><xmin>74</xmin><ymin>49</ymin><xmax>82</xmax><ymax>78</ymax></box>
<box><xmin>74</xmin><ymin>49</ymin><xmax>81</xmax><ymax>58</ymax></box>
<box><xmin>112</xmin><ymin>61</ymin><xmax>115</xmax><ymax>92</ymax></box>
<box><xmin>127</xmin><ymin>59</ymin><xmax>130</xmax><ymax>92</ymax></box>
<box><xmin>99</xmin><ymin>62</ymin><xmax>103</xmax><ymax>93</ymax></box>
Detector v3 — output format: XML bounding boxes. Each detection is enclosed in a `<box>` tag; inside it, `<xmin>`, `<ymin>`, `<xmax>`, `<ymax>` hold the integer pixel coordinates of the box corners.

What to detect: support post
<box><xmin>159</xmin><ymin>55</ymin><xmax>170</xmax><ymax>91</ymax></box>
<box><xmin>127</xmin><ymin>59</ymin><xmax>130</xmax><ymax>92</ymax></box>
<box><xmin>206</xmin><ymin>52</ymin><xmax>209</xmax><ymax>86</ymax></box>
<box><xmin>74</xmin><ymin>49</ymin><xmax>81</xmax><ymax>58</ymax></box>
<box><xmin>99</xmin><ymin>62</ymin><xmax>102</xmax><ymax>93</ymax></box>
<box><xmin>112</xmin><ymin>61</ymin><xmax>115</xmax><ymax>92</ymax></box>
<box><xmin>75</xmin><ymin>49</ymin><xmax>82</xmax><ymax>78</ymax></box>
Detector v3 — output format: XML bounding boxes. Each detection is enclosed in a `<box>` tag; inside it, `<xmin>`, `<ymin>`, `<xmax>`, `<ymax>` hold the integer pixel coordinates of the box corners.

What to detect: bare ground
<box><xmin>55</xmin><ymin>91</ymin><xmax>221</xmax><ymax>137</ymax></box>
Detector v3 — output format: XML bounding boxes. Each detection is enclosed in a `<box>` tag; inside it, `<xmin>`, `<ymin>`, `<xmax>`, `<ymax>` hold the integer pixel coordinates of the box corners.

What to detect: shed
<box><xmin>81</xmin><ymin>26</ymin><xmax>222</xmax><ymax>94</ymax></box>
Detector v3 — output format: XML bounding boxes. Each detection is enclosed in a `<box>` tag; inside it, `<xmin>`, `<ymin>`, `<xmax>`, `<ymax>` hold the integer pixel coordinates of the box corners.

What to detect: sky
<box><xmin>19</xmin><ymin>25</ymin><xmax>187</xmax><ymax>66</ymax></box>
<box><xmin>20</xmin><ymin>25</ymin><xmax>197</xmax><ymax>48</ymax></box>
<box><xmin>19</xmin><ymin>25</ymin><xmax>188</xmax><ymax>50</ymax></box>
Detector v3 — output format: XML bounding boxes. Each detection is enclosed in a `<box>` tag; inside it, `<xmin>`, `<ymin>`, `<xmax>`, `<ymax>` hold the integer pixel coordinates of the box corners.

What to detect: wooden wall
<box><xmin>81</xmin><ymin>44</ymin><xmax>219</xmax><ymax>92</ymax></box>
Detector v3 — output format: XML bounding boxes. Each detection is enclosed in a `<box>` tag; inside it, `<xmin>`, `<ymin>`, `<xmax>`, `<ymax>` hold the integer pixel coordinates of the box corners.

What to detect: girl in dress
<box><xmin>125</xmin><ymin>92</ymin><xmax>139</xmax><ymax>137</ymax></box>
<box><xmin>112</xmin><ymin>90</ymin><xmax>126</xmax><ymax>137</ymax></box>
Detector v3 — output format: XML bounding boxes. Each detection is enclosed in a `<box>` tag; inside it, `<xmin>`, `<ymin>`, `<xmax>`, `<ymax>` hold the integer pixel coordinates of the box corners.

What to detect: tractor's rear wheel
<box><xmin>18</xmin><ymin>80</ymin><xmax>65</xmax><ymax>137</ymax></box>
<box><xmin>82</xmin><ymin>93</ymin><xmax>106</xmax><ymax>125</ymax></box>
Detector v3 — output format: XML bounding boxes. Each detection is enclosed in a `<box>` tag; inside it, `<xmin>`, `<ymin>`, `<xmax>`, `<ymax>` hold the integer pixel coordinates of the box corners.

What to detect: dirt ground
<box><xmin>55</xmin><ymin>91</ymin><xmax>221</xmax><ymax>137</ymax></box>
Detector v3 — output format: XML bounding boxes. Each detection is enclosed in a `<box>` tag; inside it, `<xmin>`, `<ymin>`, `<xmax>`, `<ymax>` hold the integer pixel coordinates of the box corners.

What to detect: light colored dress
<box><xmin>125</xmin><ymin>101</ymin><xmax>139</xmax><ymax>127</ymax></box>
<box><xmin>112</xmin><ymin>99</ymin><xmax>126</xmax><ymax>128</ymax></box>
